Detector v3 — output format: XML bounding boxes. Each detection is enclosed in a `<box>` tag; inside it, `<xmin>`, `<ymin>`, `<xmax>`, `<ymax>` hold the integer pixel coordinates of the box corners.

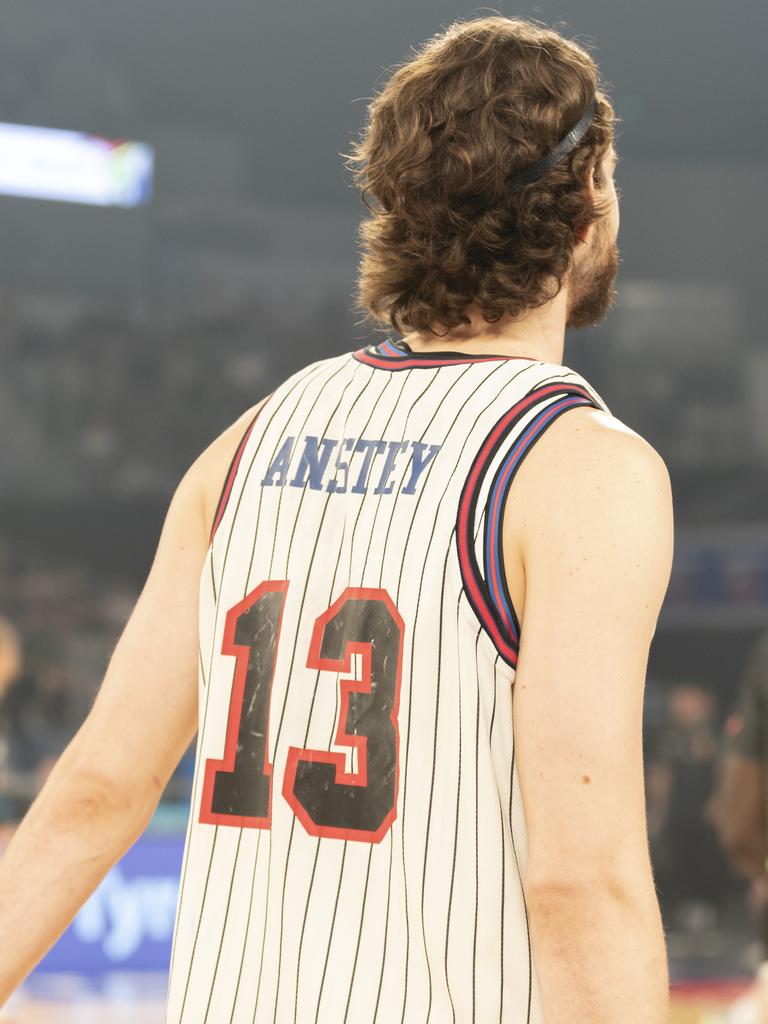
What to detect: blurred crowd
<box><xmin>0</xmin><ymin>552</ymin><xmax>194</xmax><ymax>826</ymax></box>
<box><xmin>0</xmin><ymin>552</ymin><xmax>135</xmax><ymax>813</ymax></box>
<box><xmin>0</xmin><ymin>288</ymin><xmax>351</xmax><ymax>502</ymax></box>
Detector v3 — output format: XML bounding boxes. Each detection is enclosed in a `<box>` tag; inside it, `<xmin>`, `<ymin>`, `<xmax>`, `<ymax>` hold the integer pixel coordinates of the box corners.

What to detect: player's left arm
<box><xmin>0</xmin><ymin>398</ymin><xmax>267</xmax><ymax>1004</ymax></box>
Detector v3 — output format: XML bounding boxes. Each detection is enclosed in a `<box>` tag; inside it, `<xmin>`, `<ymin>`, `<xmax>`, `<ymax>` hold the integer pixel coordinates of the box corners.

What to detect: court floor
<box><xmin>0</xmin><ymin>977</ymin><xmax>758</xmax><ymax>1023</ymax></box>
<box><xmin>0</xmin><ymin>1000</ymin><xmax>756</xmax><ymax>1023</ymax></box>
<box><xmin>2</xmin><ymin>1000</ymin><xmax>164</xmax><ymax>1023</ymax></box>
<box><xmin>4</xmin><ymin>975</ymin><xmax>166</xmax><ymax>1024</ymax></box>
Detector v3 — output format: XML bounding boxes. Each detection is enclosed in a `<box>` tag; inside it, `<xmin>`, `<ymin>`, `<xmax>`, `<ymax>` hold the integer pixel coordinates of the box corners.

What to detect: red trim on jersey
<box><xmin>485</xmin><ymin>394</ymin><xmax>594</xmax><ymax>641</ymax></box>
<box><xmin>199</xmin><ymin>579</ymin><xmax>289</xmax><ymax>829</ymax></box>
<box><xmin>282</xmin><ymin>586</ymin><xmax>404</xmax><ymax>844</ymax></box>
<box><xmin>352</xmin><ymin>339</ymin><xmax>539</xmax><ymax>370</ymax></box>
<box><xmin>209</xmin><ymin>399</ymin><xmax>270</xmax><ymax>543</ymax></box>
<box><xmin>456</xmin><ymin>382</ymin><xmax>600</xmax><ymax>667</ymax></box>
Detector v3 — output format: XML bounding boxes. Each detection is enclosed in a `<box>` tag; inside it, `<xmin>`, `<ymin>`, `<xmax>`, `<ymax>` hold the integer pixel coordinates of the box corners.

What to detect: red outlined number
<box><xmin>199</xmin><ymin>580</ymin><xmax>288</xmax><ymax>828</ymax></box>
<box><xmin>283</xmin><ymin>587</ymin><xmax>404</xmax><ymax>843</ymax></box>
<box><xmin>199</xmin><ymin>583</ymin><xmax>404</xmax><ymax>845</ymax></box>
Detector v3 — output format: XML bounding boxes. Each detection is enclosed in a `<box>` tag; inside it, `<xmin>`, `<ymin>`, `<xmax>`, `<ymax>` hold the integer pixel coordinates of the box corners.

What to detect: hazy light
<box><xmin>0</xmin><ymin>121</ymin><xmax>154</xmax><ymax>207</ymax></box>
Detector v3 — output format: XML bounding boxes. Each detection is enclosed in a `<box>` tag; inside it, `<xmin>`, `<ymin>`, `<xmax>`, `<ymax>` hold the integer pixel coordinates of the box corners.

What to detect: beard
<box><xmin>565</xmin><ymin>221</ymin><xmax>620</xmax><ymax>330</ymax></box>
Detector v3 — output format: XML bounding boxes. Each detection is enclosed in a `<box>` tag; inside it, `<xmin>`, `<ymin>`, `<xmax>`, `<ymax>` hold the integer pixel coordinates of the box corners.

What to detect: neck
<box><xmin>400</xmin><ymin>290</ymin><xmax>568</xmax><ymax>365</ymax></box>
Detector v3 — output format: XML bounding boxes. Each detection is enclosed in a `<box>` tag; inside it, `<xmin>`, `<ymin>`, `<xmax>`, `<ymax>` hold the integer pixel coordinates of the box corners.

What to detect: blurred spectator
<box><xmin>647</xmin><ymin>681</ymin><xmax>732</xmax><ymax>928</ymax></box>
<box><xmin>712</xmin><ymin>628</ymin><xmax>768</xmax><ymax>957</ymax></box>
<box><xmin>0</xmin><ymin>616</ymin><xmax>21</xmax><ymax>699</ymax></box>
<box><xmin>0</xmin><ymin>616</ymin><xmax>22</xmax><ymax>822</ymax></box>
<box><xmin>713</xmin><ymin>629</ymin><xmax>768</xmax><ymax>878</ymax></box>
<box><xmin>5</xmin><ymin>661</ymin><xmax>77</xmax><ymax>776</ymax></box>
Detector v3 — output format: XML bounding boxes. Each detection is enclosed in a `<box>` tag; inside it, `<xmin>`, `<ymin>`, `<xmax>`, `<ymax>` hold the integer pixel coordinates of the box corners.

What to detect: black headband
<box><xmin>507</xmin><ymin>97</ymin><xmax>597</xmax><ymax>189</ymax></box>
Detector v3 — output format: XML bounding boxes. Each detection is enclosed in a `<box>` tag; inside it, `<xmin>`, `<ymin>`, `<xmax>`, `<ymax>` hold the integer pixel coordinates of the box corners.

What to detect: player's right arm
<box><xmin>0</xmin><ymin>398</ymin><xmax>268</xmax><ymax>1005</ymax></box>
<box><xmin>503</xmin><ymin>406</ymin><xmax>673</xmax><ymax>1024</ymax></box>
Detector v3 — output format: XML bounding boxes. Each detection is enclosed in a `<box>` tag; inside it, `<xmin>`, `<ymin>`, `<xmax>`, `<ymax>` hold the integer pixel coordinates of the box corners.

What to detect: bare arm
<box><xmin>0</xmin><ymin>400</ymin><xmax>266</xmax><ymax>1003</ymax></box>
<box><xmin>503</xmin><ymin>407</ymin><xmax>673</xmax><ymax>1024</ymax></box>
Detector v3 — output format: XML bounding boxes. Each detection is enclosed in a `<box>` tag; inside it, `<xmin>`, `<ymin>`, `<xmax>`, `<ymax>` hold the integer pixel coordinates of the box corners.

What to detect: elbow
<box><xmin>524</xmin><ymin>868</ymin><xmax>655</xmax><ymax>918</ymax></box>
<box><xmin>51</xmin><ymin>765</ymin><xmax>159</xmax><ymax>835</ymax></box>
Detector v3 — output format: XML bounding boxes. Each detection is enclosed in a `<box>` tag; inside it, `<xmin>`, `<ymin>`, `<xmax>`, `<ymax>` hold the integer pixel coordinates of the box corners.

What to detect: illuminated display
<box><xmin>0</xmin><ymin>121</ymin><xmax>154</xmax><ymax>207</ymax></box>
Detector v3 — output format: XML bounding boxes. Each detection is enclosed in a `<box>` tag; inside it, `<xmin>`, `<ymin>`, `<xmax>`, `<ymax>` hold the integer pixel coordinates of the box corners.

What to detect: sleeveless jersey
<box><xmin>165</xmin><ymin>337</ymin><xmax>611</xmax><ymax>1023</ymax></box>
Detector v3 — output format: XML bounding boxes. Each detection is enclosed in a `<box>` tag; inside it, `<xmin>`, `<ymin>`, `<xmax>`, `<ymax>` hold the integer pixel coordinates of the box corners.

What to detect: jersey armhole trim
<box><xmin>456</xmin><ymin>382</ymin><xmax>604</xmax><ymax>669</ymax></box>
<box><xmin>210</xmin><ymin>397</ymin><xmax>272</xmax><ymax>543</ymax></box>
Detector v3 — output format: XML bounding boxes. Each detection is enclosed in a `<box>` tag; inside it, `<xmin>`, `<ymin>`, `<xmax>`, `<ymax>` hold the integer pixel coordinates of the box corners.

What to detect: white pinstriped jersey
<box><xmin>165</xmin><ymin>337</ymin><xmax>611</xmax><ymax>1023</ymax></box>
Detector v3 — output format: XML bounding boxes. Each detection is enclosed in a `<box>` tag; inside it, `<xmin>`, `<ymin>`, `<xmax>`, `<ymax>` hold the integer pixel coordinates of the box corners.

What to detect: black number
<box><xmin>200</xmin><ymin>581</ymin><xmax>288</xmax><ymax>828</ymax></box>
<box><xmin>200</xmin><ymin>583</ymin><xmax>404</xmax><ymax>845</ymax></box>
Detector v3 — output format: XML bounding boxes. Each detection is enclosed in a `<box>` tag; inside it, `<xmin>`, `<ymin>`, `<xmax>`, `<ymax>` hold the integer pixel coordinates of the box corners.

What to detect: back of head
<box><xmin>345</xmin><ymin>16</ymin><xmax>617</xmax><ymax>336</ymax></box>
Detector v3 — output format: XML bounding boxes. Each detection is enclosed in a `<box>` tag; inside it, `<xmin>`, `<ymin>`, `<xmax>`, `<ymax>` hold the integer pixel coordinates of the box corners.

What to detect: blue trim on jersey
<box><xmin>352</xmin><ymin>338</ymin><xmax>540</xmax><ymax>370</ymax></box>
<box><xmin>379</xmin><ymin>338</ymin><xmax>405</xmax><ymax>357</ymax></box>
<box><xmin>484</xmin><ymin>394</ymin><xmax>591</xmax><ymax>642</ymax></box>
<box><xmin>456</xmin><ymin>381</ymin><xmax>603</xmax><ymax>669</ymax></box>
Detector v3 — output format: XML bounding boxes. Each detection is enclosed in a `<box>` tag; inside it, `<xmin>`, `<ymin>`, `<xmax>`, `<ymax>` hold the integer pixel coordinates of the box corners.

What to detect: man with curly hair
<box><xmin>0</xmin><ymin>15</ymin><xmax>671</xmax><ymax>1022</ymax></box>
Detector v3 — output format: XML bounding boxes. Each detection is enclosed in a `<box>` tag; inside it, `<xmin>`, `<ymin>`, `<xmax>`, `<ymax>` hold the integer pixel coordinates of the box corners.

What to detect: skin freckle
<box><xmin>582</xmin><ymin>774</ymin><xmax>591</xmax><ymax>784</ymax></box>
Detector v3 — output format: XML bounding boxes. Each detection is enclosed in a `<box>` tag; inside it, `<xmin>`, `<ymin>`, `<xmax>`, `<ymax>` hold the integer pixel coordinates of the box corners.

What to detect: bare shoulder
<box><xmin>502</xmin><ymin>405</ymin><xmax>674</xmax><ymax>629</ymax></box>
<box><xmin>507</xmin><ymin>404</ymin><xmax>672</xmax><ymax>536</ymax></box>
<box><xmin>180</xmin><ymin>396</ymin><xmax>271</xmax><ymax>540</ymax></box>
<box><xmin>525</xmin><ymin>403</ymin><xmax>669</xmax><ymax>487</ymax></box>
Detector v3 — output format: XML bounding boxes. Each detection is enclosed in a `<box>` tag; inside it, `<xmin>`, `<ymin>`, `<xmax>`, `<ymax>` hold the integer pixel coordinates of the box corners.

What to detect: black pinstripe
<box><xmin>265</xmin><ymin>367</ymin><xmax>396</xmax><ymax>1021</ymax></box>
<box><xmin>492</xmin><ymin>656</ymin><xmax>506</xmax><ymax>1024</ymax></box>
<box><xmin>210</xmin><ymin>361</ymin><xmax>351</xmax><ymax>1021</ymax></box>
<box><xmin>286</xmin><ymin>364</ymin><xmax>436</xmax><ymax>1019</ymax></box>
<box><xmin>510</xmin><ymin>741</ymin><xmax>533</xmax><ymax>1023</ymax></box>
<box><xmin>313</xmin><ymin>841</ymin><xmax>349</xmax><ymax>1024</ymax></box>
<box><xmin>199</xmin><ymin>362</ymin><xmax>360</xmax><ymax>1020</ymax></box>
<box><xmin>393</xmin><ymin>360</ymin><xmax>542</xmax><ymax>1023</ymax></box>
<box><xmin>170</xmin><ymin>360</ymin><xmax>326</xmax><ymax>1012</ymax></box>
<box><xmin>472</xmin><ymin>627</ymin><xmax>482</xmax><ymax>1023</ymax></box>
<box><xmin>442</xmin><ymin>590</ymin><xmax>464</xmax><ymax>1023</ymax></box>
<box><xmin>305</xmin><ymin>369</ymin><xmax>425</xmax><ymax>1021</ymax></box>
<box><xmin>174</xmin><ymin>358</ymin><xmax>346</xmax><ymax>1022</ymax></box>
<box><xmin>253</xmin><ymin>365</ymin><xmax>372</xmax><ymax>1022</ymax></box>
<box><xmin>203</xmin><ymin>830</ymin><xmax>243</xmax><ymax>1019</ymax></box>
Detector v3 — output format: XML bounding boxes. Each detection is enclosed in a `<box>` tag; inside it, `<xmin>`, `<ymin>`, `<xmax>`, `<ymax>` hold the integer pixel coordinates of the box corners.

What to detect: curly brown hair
<box><xmin>343</xmin><ymin>15</ymin><xmax>618</xmax><ymax>337</ymax></box>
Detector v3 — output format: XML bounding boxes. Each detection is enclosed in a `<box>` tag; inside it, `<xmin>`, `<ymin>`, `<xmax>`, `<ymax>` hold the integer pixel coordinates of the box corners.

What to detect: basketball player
<box><xmin>0</xmin><ymin>16</ymin><xmax>672</xmax><ymax>1022</ymax></box>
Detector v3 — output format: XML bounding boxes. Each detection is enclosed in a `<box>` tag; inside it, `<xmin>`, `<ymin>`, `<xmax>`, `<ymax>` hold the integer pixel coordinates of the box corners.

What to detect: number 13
<box><xmin>199</xmin><ymin>582</ymin><xmax>404</xmax><ymax>845</ymax></box>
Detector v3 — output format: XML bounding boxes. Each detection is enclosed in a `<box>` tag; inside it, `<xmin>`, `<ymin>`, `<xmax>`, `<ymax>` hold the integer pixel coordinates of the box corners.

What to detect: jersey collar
<box><xmin>353</xmin><ymin>337</ymin><xmax>537</xmax><ymax>370</ymax></box>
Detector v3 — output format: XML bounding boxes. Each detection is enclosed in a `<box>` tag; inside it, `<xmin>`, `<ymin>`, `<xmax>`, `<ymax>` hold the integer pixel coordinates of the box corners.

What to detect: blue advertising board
<box><xmin>34</xmin><ymin>833</ymin><xmax>183</xmax><ymax>975</ymax></box>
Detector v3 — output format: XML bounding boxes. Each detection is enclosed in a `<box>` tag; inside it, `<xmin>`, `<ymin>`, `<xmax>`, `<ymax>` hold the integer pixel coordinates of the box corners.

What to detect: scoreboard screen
<box><xmin>0</xmin><ymin>121</ymin><xmax>153</xmax><ymax>208</ymax></box>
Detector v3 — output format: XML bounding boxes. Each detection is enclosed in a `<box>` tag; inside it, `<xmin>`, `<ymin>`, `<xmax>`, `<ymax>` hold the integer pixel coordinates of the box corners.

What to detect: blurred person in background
<box><xmin>713</xmin><ymin>629</ymin><xmax>768</xmax><ymax>959</ymax></box>
<box><xmin>0</xmin><ymin>620</ymin><xmax>22</xmax><ymax>1024</ymax></box>
<box><xmin>703</xmin><ymin>629</ymin><xmax>768</xmax><ymax>1024</ymax></box>
<box><xmin>647</xmin><ymin>681</ymin><xmax>731</xmax><ymax>930</ymax></box>
<box><xmin>0</xmin><ymin>618</ymin><xmax>21</xmax><ymax>712</ymax></box>
<box><xmin>1</xmin><ymin>643</ymin><xmax>74</xmax><ymax>786</ymax></box>
<box><xmin>0</xmin><ymin>619</ymin><xmax>22</xmax><ymax>833</ymax></box>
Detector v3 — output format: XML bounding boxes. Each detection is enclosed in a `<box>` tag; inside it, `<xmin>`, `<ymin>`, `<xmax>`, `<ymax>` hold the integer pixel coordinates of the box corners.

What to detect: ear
<box><xmin>575</xmin><ymin>163</ymin><xmax>599</xmax><ymax>246</ymax></box>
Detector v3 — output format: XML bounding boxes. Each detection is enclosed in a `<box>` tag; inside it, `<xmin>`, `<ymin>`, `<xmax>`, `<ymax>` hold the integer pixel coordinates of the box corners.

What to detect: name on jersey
<box><xmin>261</xmin><ymin>435</ymin><xmax>443</xmax><ymax>495</ymax></box>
